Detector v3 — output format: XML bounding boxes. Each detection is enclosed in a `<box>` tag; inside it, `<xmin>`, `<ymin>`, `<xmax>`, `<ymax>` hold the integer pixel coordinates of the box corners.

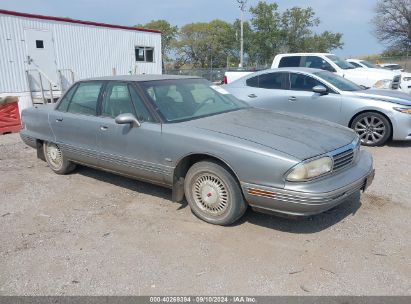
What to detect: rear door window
<box><xmin>258</xmin><ymin>72</ymin><xmax>286</xmax><ymax>89</ymax></box>
<box><xmin>246</xmin><ymin>76</ymin><xmax>259</xmax><ymax>87</ymax></box>
<box><xmin>66</xmin><ymin>82</ymin><xmax>103</xmax><ymax>115</ymax></box>
<box><xmin>278</xmin><ymin>56</ymin><xmax>302</xmax><ymax>67</ymax></box>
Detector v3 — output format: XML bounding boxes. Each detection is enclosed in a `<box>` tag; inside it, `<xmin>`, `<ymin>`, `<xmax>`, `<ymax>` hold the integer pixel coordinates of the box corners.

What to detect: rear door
<box><xmin>49</xmin><ymin>81</ymin><xmax>104</xmax><ymax>166</ymax></box>
<box><xmin>284</xmin><ymin>72</ymin><xmax>343</xmax><ymax>123</ymax></box>
<box><xmin>95</xmin><ymin>82</ymin><xmax>165</xmax><ymax>184</ymax></box>
<box><xmin>241</xmin><ymin>72</ymin><xmax>291</xmax><ymax>111</ymax></box>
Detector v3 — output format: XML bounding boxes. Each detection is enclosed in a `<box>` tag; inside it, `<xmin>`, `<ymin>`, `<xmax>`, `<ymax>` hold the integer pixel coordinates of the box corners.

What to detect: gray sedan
<box><xmin>224</xmin><ymin>68</ymin><xmax>411</xmax><ymax>146</ymax></box>
<box><xmin>20</xmin><ymin>75</ymin><xmax>374</xmax><ymax>225</ymax></box>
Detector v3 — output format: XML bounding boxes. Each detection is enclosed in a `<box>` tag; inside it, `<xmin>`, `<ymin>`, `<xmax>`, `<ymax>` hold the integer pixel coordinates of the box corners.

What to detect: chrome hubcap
<box><xmin>354</xmin><ymin>116</ymin><xmax>386</xmax><ymax>145</ymax></box>
<box><xmin>193</xmin><ymin>174</ymin><xmax>229</xmax><ymax>216</ymax></box>
<box><xmin>46</xmin><ymin>142</ymin><xmax>63</xmax><ymax>170</ymax></box>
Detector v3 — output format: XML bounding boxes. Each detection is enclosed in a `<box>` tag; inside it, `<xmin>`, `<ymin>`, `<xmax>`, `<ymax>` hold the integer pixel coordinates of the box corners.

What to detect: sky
<box><xmin>0</xmin><ymin>0</ymin><xmax>384</xmax><ymax>58</ymax></box>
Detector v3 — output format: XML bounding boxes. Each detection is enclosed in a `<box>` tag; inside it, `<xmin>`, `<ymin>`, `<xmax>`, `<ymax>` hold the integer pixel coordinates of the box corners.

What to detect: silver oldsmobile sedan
<box><xmin>224</xmin><ymin>68</ymin><xmax>411</xmax><ymax>146</ymax></box>
<box><xmin>20</xmin><ymin>75</ymin><xmax>374</xmax><ymax>225</ymax></box>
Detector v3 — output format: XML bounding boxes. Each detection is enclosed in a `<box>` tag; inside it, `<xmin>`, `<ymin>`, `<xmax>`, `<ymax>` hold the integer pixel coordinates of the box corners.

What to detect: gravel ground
<box><xmin>0</xmin><ymin>133</ymin><xmax>410</xmax><ymax>295</ymax></box>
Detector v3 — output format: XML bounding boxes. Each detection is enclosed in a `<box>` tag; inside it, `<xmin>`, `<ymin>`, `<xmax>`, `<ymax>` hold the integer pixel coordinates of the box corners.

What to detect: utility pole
<box><xmin>237</xmin><ymin>0</ymin><xmax>247</xmax><ymax>68</ymax></box>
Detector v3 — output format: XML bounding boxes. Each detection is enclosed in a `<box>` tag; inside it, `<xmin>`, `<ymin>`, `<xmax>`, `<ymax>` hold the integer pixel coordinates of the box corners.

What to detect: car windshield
<box><xmin>360</xmin><ymin>60</ymin><xmax>379</xmax><ymax>68</ymax></box>
<box><xmin>140</xmin><ymin>79</ymin><xmax>249</xmax><ymax>122</ymax></box>
<box><xmin>313</xmin><ymin>71</ymin><xmax>364</xmax><ymax>91</ymax></box>
<box><xmin>326</xmin><ymin>55</ymin><xmax>355</xmax><ymax>70</ymax></box>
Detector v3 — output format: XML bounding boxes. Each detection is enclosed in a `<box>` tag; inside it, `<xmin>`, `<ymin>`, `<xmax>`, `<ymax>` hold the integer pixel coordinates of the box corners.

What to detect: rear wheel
<box><xmin>184</xmin><ymin>161</ymin><xmax>247</xmax><ymax>225</ymax></box>
<box><xmin>351</xmin><ymin>112</ymin><xmax>391</xmax><ymax>146</ymax></box>
<box><xmin>43</xmin><ymin>142</ymin><xmax>76</xmax><ymax>174</ymax></box>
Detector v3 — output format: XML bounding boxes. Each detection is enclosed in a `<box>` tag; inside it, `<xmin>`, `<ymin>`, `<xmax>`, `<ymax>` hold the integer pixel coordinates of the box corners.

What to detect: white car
<box><xmin>378</xmin><ymin>63</ymin><xmax>405</xmax><ymax>72</ymax></box>
<box><xmin>272</xmin><ymin>53</ymin><xmax>401</xmax><ymax>91</ymax></box>
<box><xmin>347</xmin><ymin>58</ymin><xmax>411</xmax><ymax>94</ymax></box>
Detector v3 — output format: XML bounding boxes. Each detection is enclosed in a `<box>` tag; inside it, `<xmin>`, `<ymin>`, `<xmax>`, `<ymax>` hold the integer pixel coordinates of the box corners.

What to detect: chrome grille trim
<box><xmin>330</xmin><ymin>146</ymin><xmax>355</xmax><ymax>172</ymax></box>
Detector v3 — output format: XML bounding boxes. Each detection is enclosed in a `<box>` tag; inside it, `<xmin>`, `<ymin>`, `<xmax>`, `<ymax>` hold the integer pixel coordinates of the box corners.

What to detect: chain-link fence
<box><xmin>364</xmin><ymin>55</ymin><xmax>411</xmax><ymax>72</ymax></box>
<box><xmin>163</xmin><ymin>68</ymin><xmax>228</xmax><ymax>84</ymax></box>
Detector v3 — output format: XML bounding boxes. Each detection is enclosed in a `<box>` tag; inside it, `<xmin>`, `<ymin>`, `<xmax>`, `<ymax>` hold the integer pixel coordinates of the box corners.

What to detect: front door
<box><xmin>25</xmin><ymin>29</ymin><xmax>59</xmax><ymax>91</ymax></box>
<box><xmin>96</xmin><ymin>82</ymin><xmax>166</xmax><ymax>184</ymax></box>
<box><xmin>285</xmin><ymin>72</ymin><xmax>343</xmax><ymax>123</ymax></box>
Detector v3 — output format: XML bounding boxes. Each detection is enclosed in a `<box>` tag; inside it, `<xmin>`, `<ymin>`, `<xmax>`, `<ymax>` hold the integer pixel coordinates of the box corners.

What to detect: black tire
<box><xmin>43</xmin><ymin>141</ymin><xmax>76</xmax><ymax>174</ymax></box>
<box><xmin>351</xmin><ymin>112</ymin><xmax>391</xmax><ymax>146</ymax></box>
<box><xmin>184</xmin><ymin>160</ymin><xmax>247</xmax><ymax>225</ymax></box>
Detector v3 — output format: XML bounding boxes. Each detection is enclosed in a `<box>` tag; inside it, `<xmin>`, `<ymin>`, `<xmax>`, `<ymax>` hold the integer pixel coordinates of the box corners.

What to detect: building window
<box><xmin>135</xmin><ymin>46</ymin><xmax>154</xmax><ymax>62</ymax></box>
<box><xmin>36</xmin><ymin>40</ymin><xmax>44</xmax><ymax>48</ymax></box>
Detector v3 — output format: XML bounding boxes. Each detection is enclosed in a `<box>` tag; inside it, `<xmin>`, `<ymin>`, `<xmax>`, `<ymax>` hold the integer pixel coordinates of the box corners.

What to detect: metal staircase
<box><xmin>26</xmin><ymin>68</ymin><xmax>75</xmax><ymax>105</ymax></box>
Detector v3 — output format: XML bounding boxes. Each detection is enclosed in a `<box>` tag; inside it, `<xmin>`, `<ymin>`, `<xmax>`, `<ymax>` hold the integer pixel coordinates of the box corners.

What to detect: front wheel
<box><xmin>184</xmin><ymin>161</ymin><xmax>247</xmax><ymax>225</ymax></box>
<box><xmin>351</xmin><ymin>112</ymin><xmax>391</xmax><ymax>146</ymax></box>
<box><xmin>43</xmin><ymin>142</ymin><xmax>76</xmax><ymax>174</ymax></box>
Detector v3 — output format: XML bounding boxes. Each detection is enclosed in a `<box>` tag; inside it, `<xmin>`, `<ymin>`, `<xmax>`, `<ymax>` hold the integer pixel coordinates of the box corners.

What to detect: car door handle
<box><xmin>288</xmin><ymin>96</ymin><xmax>297</xmax><ymax>102</ymax></box>
<box><xmin>100</xmin><ymin>125</ymin><xmax>108</xmax><ymax>131</ymax></box>
<box><xmin>248</xmin><ymin>94</ymin><xmax>257</xmax><ymax>98</ymax></box>
<box><xmin>55</xmin><ymin>117</ymin><xmax>63</xmax><ymax>122</ymax></box>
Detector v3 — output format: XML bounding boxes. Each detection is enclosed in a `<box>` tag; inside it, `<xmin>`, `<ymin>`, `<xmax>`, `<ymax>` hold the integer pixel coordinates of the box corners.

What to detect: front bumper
<box><xmin>242</xmin><ymin>150</ymin><xmax>374</xmax><ymax>216</ymax></box>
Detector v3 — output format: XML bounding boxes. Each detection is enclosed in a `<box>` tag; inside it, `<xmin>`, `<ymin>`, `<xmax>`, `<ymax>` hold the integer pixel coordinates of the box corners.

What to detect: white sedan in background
<box><xmin>378</xmin><ymin>63</ymin><xmax>405</xmax><ymax>72</ymax></box>
<box><xmin>347</xmin><ymin>58</ymin><xmax>411</xmax><ymax>94</ymax></box>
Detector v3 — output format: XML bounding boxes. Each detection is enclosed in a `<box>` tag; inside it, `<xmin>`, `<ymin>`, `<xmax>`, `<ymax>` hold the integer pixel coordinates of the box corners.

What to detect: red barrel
<box><xmin>0</xmin><ymin>96</ymin><xmax>21</xmax><ymax>135</ymax></box>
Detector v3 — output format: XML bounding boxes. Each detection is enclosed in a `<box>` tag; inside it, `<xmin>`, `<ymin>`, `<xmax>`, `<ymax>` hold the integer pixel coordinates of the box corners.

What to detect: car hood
<box><xmin>184</xmin><ymin>108</ymin><xmax>356</xmax><ymax>160</ymax></box>
<box><xmin>349</xmin><ymin>89</ymin><xmax>411</xmax><ymax>106</ymax></box>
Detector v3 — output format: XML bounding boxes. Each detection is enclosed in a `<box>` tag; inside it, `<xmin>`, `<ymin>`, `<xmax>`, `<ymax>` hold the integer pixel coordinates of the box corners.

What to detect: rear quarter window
<box><xmin>246</xmin><ymin>76</ymin><xmax>259</xmax><ymax>87</ymax></box>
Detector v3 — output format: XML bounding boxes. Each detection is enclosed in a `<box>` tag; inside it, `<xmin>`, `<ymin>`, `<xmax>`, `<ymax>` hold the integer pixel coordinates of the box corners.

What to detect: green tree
<box><xmin>175</xmin><ymin>20</ymin><xmax>236</xmax><ymax>68</ymax></box>
<box><xmin>248</xmin><ymin>2</ymin><xmax>343</xmax><ymax>66</ymax></box>
<box><xmin>280</xmin><ymin>7</ymin><xmax>343</xmax><ymax>53</ymax></box>
<box><xmin>249</xmin><ymin>1</ymin><xmax>282</xmax><ymax>66</ymax></box>
<box><xmin>302</xmin><ymin>31</ymin><xmax>343</xmax><ymax>53</ymax></box>
<box><xmin>135</xmin><ymin>20</ymin><xmax>178</xmax><ymax>62</ymax></box>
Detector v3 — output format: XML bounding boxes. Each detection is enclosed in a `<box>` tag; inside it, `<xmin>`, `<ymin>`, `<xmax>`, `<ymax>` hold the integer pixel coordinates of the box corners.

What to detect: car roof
<box><xmin>277</xmin><ymin>53</ymin><xmax>333</xmax><ymax>56</ymax></box>
<box><xmin>81</xmin><ymin>74</ymin><xmax>202</xmax><ymax>82</ymax></box>
<box><xmin>246</xmin><ymin>67</ymin><xmax>325</xmax><ymax>76</ymax></box>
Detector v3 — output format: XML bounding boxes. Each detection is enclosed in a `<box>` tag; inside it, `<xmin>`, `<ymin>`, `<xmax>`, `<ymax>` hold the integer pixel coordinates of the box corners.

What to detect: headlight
<box><xmin>402</xmin><ymin>76</ymin><xmax>411</xmax><ymax>82</ymax></box>
<box><xmin>373</xmin><ymin>79</ymin><xmax>392</xmax><ymax>89</ymax></box>
<box><xmin>286</xmin><ymin>156</ymin><xmax>333</xmax><ymax>181</ymax></box>
<box><xmin>352</xmin><ymin>135</ymin><xmax>360</xmax><ymax>149</ymax></box>
<box><xmin>393</xmin><ymin>107</ymin><xmax>411</xmax><ymax>114</ymax></box>
<box><xmin>352</xmin><ymin>135</ymin><xmax>361</xmax><ymax>160</ymax></box>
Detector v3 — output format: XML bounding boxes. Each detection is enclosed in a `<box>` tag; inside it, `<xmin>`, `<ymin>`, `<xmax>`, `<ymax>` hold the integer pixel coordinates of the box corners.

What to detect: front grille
<box><xmin>332</xmin><ymin>148</ymin><xmax>354</xmax><ymax>171</ymax></box>
<box><xmin>392</xmin><ymin>75</ymin><xmax>401</xmax><ymax>89</ymax></box>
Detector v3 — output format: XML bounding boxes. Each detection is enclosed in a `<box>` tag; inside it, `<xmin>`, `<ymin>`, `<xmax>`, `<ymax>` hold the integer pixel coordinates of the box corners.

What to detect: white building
<box><xmin>0</xmin><ymin>9</ymin><xmax>162</xmax><ymax>111</ymax></box>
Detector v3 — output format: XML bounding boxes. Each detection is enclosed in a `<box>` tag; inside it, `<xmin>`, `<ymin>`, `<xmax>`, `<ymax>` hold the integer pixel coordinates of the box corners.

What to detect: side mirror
<box><xmin>312</xmin><ymin>85</ymin><xmax>328</xmax><ymax>95</ymax></box>
<box><xmin>114</xmin><ymin>113</ymin><xmax>141</xmax><ymax>127</ymax></box>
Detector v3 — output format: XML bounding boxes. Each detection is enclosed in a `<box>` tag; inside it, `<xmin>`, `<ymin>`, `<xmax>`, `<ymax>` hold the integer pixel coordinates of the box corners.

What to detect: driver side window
<box><xmin>101</xmin><ymin>82</ymin><xmax>136</xmax><ymax>118</ymax></box>
<box><xmin>289</xmin><ymin>73</ymin><xmax>324</xmax><ymax>92</ymax></box>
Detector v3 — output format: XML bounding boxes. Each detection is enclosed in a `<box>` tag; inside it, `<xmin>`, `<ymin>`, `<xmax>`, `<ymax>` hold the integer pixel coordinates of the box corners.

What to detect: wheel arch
<box><xmin>171</xmin><ymin>153</ymin><xmax>242</xmax><ymax>203</ymax></box>
<box><xmin>348</xmin><ymin>109</ymin><xmax>393</xmax><ymax>139</ymax></box>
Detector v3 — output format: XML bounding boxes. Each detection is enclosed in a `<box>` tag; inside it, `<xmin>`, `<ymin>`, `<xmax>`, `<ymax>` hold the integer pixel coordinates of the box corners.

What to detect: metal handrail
<box><xmin>58</xmin><ymin>69</ymin><xmax>75</xmax><ymax>92</ymax></box>
<box><xmin>26</xmin><ymin>68</ymin><xmax>58</xmax><ymax>104</ymax></box>
<box><xmin>26</xmin><ymin>68</ymin><xmax>58</xmax><ymax>87</ymax></box>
